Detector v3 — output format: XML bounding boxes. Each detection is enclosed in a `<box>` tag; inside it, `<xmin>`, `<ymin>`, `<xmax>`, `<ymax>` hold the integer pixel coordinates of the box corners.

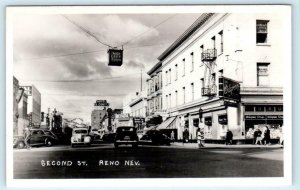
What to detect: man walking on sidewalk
<box><xmin>197</xmin><ymin>127</ymin><xmax>205</xmax><ymax>148</ymax></box>
<box><xmin>24</xmin><ymin>127</ymin><xmax>31</xmax><ymax>149</ymax></box>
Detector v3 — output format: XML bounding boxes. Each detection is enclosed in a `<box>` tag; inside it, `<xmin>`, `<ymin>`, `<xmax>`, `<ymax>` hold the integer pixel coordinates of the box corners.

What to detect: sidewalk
<box><xmin>171</xmin><ymin>142</ymin><xmax>283</xmax><ymax>149</ymax></box>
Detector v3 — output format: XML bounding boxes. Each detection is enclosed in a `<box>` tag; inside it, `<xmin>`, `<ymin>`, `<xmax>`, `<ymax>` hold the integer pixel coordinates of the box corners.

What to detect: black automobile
<box><xmin>13</xmin><ymin>136</ymin><xmax>26</xmax><ymax>149</ymax></box>
<box><xmin>28</xmin><ymin>129</ymin><xmax>59</xmax><ymax>147</ymax></box>
<box><xmin>102</xmin><ymin>133</ymin><xmax>116</xmax><ymax>143</ymax></box>
<box><xmin>114</xmin><ymin>126</ymin><xmax>138</xmax><ymax>148</ymax></box>
<box><xmin>140</xmin><ymin>130</ymin><xmax>171</xmax><ymax>145</ymax></box>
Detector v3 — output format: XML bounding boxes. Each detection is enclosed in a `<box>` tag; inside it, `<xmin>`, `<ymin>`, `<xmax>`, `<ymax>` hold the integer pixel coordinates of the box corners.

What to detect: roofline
<box><xmin>157</xmin><ymin>13</ymin><xmax>214</xmax><ymax>61</ymax></box>
<box><xmin>147</xmin><ymin>61</ymin><xmax>162</xmax><ymax>75</ymax></box>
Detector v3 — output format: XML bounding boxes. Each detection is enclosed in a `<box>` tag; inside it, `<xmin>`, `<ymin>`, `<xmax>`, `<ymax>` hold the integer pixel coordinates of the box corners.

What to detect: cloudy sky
<box><xmin>13</xmin><ymin>12</ymin><xmax>202</xmax><ymax>122</ymax></box>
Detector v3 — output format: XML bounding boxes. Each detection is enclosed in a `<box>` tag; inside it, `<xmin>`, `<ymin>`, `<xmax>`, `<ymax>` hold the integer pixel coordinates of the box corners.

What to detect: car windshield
<box><xmin>74</xmin><ymin>130</ymin><xmax>88</xmax><ymax>134</ymax></box>
<box><xmin>117</xmin><ymin>127</ymin><xmax>135</xmax><ymax>132</ymax></box>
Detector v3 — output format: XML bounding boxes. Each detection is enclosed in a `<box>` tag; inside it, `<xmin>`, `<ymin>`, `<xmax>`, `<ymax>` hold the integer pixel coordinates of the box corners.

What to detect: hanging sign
<box><xmin>108</xmin><ymin>49</ymin><xmax>123</xmax><ymax>66</ymax></box>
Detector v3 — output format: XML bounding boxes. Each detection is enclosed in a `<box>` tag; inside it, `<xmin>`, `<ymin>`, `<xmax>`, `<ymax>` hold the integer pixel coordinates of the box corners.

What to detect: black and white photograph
<box><xmin>6</xmin><ymin>5</ymin><xmax>292</xmax><ymax>187</ymax></box>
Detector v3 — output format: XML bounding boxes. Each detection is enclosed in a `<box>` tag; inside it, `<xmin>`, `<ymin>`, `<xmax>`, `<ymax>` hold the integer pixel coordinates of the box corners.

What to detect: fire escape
<box><xmin>201</xmin><ymin>48</ymin><xmax>217</xmax><ymax>97</ymax></box>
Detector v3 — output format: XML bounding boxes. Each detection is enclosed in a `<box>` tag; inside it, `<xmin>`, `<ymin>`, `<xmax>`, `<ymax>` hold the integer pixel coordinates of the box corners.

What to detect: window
<box><xmin>256</xmin><ymin>20</ymin><xmax>269</xmax><ymax>43</ymax></box>
<box><xmin>275</xmin><ymin>105</ymin><xmax>283</xmax><ymax>112</ymax></box>
<box><xmin>169</xmin><ymin>69</ymin><xmax>171</xmax><ymax>84</ymax></box>
<box><xmin>266</xmin><ymin>105</ymin><xmax>275</xmax><ymax>112</ymax></box>
<box><xmin>255</xmin><ymin>105</ymin><xmax>265</xmax><ymax>112</ymax></box>
<box><xmin>211</xmin><ymin>73</ymin><xmax>216</xmax><ymax>85</ymax></box>
<box><xmin>169</xmin><ymin>94</ymin><xmax>172</xmax><ymax>108</ymax></box>
<box><xmin>166</xmin><ymin>95</ymin><xmax>168</xmax><ymax>109</ymax></box>
<box><xmin>182</xmin><ymin>87</ymin><xmax>186</xmax><ymax>104</ymax></box>
<box><xmin>175</xmin><ymin>64</ymin><xmax>178</xmax><ymax>80</ymax></box>
<box><xmin>200</xmin><ymin>45</ymin><xmax>204</xmax><ymax>66</ymax></box>
<box><xmin>218</xmin><ymin>30</ymin><xmax>223</xmax><ymax>54</ymax></box>
<box><xmin>245</xmin><ymin>105</ymin><xmax>255</xmax><ymax>112</ymax></box>
<box><xmin>190</xmin><ymin>52</ymin><xmax>194</xmax><ymax>72</ymax></box>
<box><xmin>257</xmin><ymin>63</ymin><xmax>270</xmax><ymax>86</ymax></box>
<box><xmin>200</xmin><ymin>78</ymin><xmax>204</xmax><ymax>92</ymax></box>
<box><xmin>191</xmin><ymin>83</ymin><xmax>194</xmax><ymax>101</ymax></box>
<box><xmin>211</xmin><ymin>36</ymin><xmax>216</xmax><ymax>49</ymax></box>
<box><xmin>175</xmin><ymin>90</ymin><xmax>178</xmax><ymax>106</ymax></box>
<box><xmin>219</xmin><ymin>69</ymin><xmax>223</xmax><ymax>77</ymax></box>
<box><xmin>182</xmin><ymin>58</ymin><xmax>185</xmax><ymax>76</ymax></box>
<box><xmin>165</xmin><ymin>71</ymin><xmax>168</xmax><ymax>86</ymax></box>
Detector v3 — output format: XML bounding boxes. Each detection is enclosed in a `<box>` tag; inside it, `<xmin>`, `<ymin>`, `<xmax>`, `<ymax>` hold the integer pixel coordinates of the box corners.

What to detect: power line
<box><xmin>61</xmin><ymin>14</ymin><xmax>113</xmax><ymax>48</ymax></box>
<box><xmin>14</xmin><ymin>41</ymin><xmax>173</xmax><ymax>62</ymax></box>
<box><xmin>120</xmin><ymin>14</ymin><xmax>177</xmax><ymax>47</ymax></box>
<box><xmin>21</xmin><ymin>72</ymin><xmax>142</xmax><ymax>83</ymax></box>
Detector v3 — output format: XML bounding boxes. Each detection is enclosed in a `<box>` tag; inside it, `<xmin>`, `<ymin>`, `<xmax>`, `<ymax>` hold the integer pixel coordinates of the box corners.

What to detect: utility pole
<box><xmin>140</xmin><ymin>69</ymin><xmax>142</xmax><ymax>91</ymax></box>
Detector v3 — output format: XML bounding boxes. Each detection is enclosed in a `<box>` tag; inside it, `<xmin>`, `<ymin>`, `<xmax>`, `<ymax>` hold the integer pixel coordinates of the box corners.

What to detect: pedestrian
<box><xmin>197</xmin><ymin>128</ymin><xmax>205</xmax><ymax>148</ymax></box>
<box><xmin>24</xmin><ymin>127</ymin><xmax>31</xmax><ymax>149</ymax></box>
<box><xmin>225</xmin><ymin>129</ymin><xmax>233</xmax><ymax>145</ymax></box>
<box><xmin>170</xmin><ymin>131</ymin><xmax>175</xmax><ymax>143</ymax></box>
<box><xmin>253</xmin><ymin>128</ymin><xmax>258</xmax><ymax>145</ymax></box>
<box><xmin>264</xmin><ymin>126</ymin><xmax>271</xmax><ymax>145</ymax></box>
<box><xmin>255</xmin><ymin>128</ymin><xmax>262</xmax><ymax>145</ymax></box>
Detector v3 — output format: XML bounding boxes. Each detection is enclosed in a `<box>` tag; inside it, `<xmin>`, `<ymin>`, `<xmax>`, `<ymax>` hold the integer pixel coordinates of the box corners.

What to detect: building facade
<box><xmin>146</xmin><ymin>62</ymin><xmax>165</xmax><ymax>125</ymax></box>
<box><xmin>158</xmin><ymin>13</ymin><xmax>284</xmax><ymax>142</ymax></box>
<box><xmin>17</xmin><ymin>92</ymin><xmax>28</xmax><ymax>135</ymax></box>
<box><xmin>20</xmin><ymin>85</ymin><xmax>41</xmax><ymax>127</ymax></box>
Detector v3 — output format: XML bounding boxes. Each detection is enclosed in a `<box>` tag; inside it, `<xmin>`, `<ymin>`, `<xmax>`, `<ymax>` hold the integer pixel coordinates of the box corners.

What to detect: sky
<box><xmin>13</xmin><ymin>13</ymin><xmax>202</xmax><ymax>122</ymax></box>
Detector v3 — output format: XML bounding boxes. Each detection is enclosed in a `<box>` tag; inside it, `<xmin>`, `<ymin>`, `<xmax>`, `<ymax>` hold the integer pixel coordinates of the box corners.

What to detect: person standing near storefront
<box><xmin>197</xmin><ymin>127</ymin><xmax>205</xmax><ymax>148</ymax></box>
<box><xmin>225</xmin><ymin>129</ymin><xmax>233</xmax><ymax>145</ymax></box>
<box><xmin>255</xmin><ymin>128</ymin><xmax>262</xmax><ymax>145</ymax></box>
<box><xmin>24</xmin><ymin>127</ymin><xmax>31</xmax><ymax>149</ymax></box>
<box><xmin>264</xmin><ymin>126</ymin><xmax>271</xmax><ymax>145</ymax></box>
<box><xmin>253</xmin><ymin>128</ymin><xmax>259</xmax><ymax>145</ymax></box>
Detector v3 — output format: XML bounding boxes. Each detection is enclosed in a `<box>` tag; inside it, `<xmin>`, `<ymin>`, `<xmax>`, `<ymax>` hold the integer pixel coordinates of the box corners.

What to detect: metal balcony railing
<box><xmin>201</xmin><ymin>49</ymin><xmax>217</xmax><ymax>62</ymax></box>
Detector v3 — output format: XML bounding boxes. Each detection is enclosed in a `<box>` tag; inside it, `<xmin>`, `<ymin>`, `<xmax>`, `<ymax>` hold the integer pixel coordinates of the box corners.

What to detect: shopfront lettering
<box><xmin>245</xmin><ymin>115</ymin><xmax>283</xmax><ymax>120</ymax></box>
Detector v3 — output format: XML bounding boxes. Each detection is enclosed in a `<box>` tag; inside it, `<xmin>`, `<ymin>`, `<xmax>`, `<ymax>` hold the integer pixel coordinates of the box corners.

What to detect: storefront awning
<box><xmin>156</xmin><ymin>116</ymin><xmax>176</xmax><ymax>130</ymax></box>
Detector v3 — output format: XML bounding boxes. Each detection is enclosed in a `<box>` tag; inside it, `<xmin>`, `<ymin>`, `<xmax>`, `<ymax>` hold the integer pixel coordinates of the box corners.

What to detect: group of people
<box><xmin>253</xmin><ymin>126</ymin><xmax>271</xmax><ymax>145</ymax></box>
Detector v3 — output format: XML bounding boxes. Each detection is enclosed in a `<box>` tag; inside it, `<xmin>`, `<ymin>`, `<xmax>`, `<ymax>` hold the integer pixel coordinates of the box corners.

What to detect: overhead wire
<box><xmin>61</xmin><ymin>14</ymin><xmax>113</xmax><ymax>48</ymax></box>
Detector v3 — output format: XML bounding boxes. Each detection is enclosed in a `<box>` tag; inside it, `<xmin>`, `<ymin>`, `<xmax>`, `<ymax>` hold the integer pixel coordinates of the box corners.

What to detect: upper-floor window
<box><xmin>218</xmin><ymin>30</ymin><xmax>223</xmax><ymax>54</ymax></box>
<box><xmin>175</xmin><ymin>90</ymin><xmax>178</xmax><ymax>106</ymax></box>
<box><xmin>175</xmin><ymin>64</ymin><xmax>178</xmax><ymax>80</ymax></box>
<box><xmin>182</xmin><ymin>87</ymin><xmax>186</xmax><ymax>104</ymax></box>
<box><xmin>191</xmin><ymin>83</ymin><xmax>194</xmax><ymax>101</ymax></box>
<box><xmin>166</xmin><ymin>95</ymin><xmax>168</xmax><ymax>109</ymax></box>
<box><xmin>256</xmin><ymin>20</ymin><xmax>269</xmax><ymax>44</ymax></box>
<box><xmin>211</xmin><ymin>36</ymin><xmax>216</xmax><ymax>49</ymax></box>
<box><xmin>165</xmin><ymin>71</ymin><xmax>168</xmax><ymax>86</ymax></box>
<box><xmin>169</xmin><ymin>93</ymin><xmax>172</xmax><ymax>108</ymax></box>
<box><xmin>169</xmin><ymin>69</ymin><xmax>171</xmax><ymax>84</ymax></box>
<box><xmin>190</xmin><ymin>52</ymin><xmax>194</xmax><ymax>72</ymax></box>
<box><xmin>257</xmin><ymin>63</ymin><xmax>270</xmax><ymax>86</ymax></box>
<box><xmin>200</xmin><ymin>45</ymin><xmax>204</xmax><ymax>66</ymax></box>
<box><xmin>182</xmin><ymin>58</ymin><xmax>186</xmax><ymax>76</ymax></box>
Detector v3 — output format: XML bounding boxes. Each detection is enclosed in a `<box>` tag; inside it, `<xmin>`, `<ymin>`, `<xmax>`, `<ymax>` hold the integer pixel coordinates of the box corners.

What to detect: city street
<box><xmin>13</xmin><ymin>144</ymin><xmax>283</xmax><ymax>179</ymax></box>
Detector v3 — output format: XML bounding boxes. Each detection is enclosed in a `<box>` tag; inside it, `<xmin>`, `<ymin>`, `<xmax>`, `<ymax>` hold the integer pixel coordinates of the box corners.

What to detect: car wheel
<box><xmin>114</xmin><ymin>143</ymin><xmax>118</xmax><ymax>148</ymax></box>
<box><xmin>17</xmin><ymin>142</ymin><xmax>25</xmax><ymax>149</ymax></box>
<box><xmin>46</xmin><ymin>139</ymin><xmax>53</xmax><ymax>147</ymax></box>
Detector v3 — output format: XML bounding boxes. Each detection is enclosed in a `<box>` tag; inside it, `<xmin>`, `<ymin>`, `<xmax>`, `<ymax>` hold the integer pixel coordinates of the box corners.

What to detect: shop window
<box><xmin>204</xmin><ymin>117</ymin><xmax>212</xmax><ymax>126</ymax></box>
<box><xmin>245</xmin><ymin>105</ymin><xmax>255</xmax><ymax>112</ymax></box>
<box><xmin>256</xmin><ymin>20</ymin><xmax>269</xmax><ymax>44</ymax></box>
<box><xmin>266</xmin><ymin>105</ymin><xmax>275</xmax><ymax>112</ymax></box>
<box><xmin>218</xmin><ymin>115</ymin><xmax>228</xmax><ymax>125</ymax></box>
<box><xmin>255</xmin><ymin>105</ymin><xmax>265</xmax><ymax>112</ymax></box>
<box><xmin>193</xmin><ymin>119</ymin><xmax>199</xmax><ymax>127</ymax></box>
<box><xmin>275</xmin><ymin>105</ymin><xmax>283</xmax><ymax>112</ymax></box>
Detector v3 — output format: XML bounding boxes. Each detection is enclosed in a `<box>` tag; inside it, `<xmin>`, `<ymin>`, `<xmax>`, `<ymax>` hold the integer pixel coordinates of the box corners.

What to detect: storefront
<box><xmin>244</xmin><ymin>104</ymin><xmax>283</xmax><ymax>141</ymax></box>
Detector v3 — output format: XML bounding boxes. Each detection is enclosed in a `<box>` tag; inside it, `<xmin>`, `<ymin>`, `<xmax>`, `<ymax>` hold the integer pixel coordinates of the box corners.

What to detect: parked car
<box><xmin>13</xmin><ymin>136</ymin><xmax>25</xmax><ymax>149</ymax></box>
<box><xmin>89</xmin><ymin>128</ymin><xmax>101</xmax><ymax>141</ymax></box>
<box><xmin>71</xmin><ymin>128</ymin><xmax>91</xmax><ymax>147</ymax></box>
<box><xmin>114</xmin><ymin>126</ymin><xmax>138</xmax><ymax>148</ymax></box>
<box><xmin>27</xmin><ymin>129</ymin><xmax>59</xmax><ymax>147</ymax></box>
<box><xmin>140</xmin><ymin>130</ymin><xmax>171</xmax><ymax>145</ymax></box>
<box><xmin>102</xmin><ymin>133</ymin><xmax>116</xmax><ymax>143</ymax></box>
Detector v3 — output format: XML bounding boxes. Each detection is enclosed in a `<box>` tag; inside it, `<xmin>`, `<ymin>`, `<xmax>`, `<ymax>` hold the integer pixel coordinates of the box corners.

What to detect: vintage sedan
<box><xmin>114</xmin><ymin>126</ymin><xmax>138</xmax><ymax>148</ymax></box>
<box><xmin>71</xmin><ymin>128</ymin><xmax>91</xmax><ymax>147</ymax></box>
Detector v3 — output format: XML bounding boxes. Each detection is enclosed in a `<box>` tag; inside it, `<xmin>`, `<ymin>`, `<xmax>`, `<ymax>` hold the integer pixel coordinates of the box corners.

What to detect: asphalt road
<box><xmin>13</xmin><ymin>144</ymin><xmax>283</xmax><ymax>179</ymax></box>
